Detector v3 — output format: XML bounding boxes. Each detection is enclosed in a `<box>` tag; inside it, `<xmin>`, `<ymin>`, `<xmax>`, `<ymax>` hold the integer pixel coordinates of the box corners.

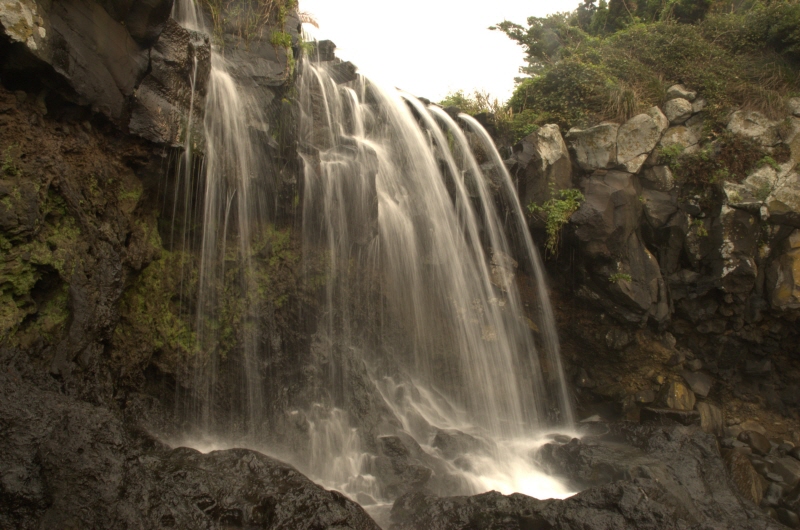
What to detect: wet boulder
<box><xmin>431</xmin><ymin>429</ymin><xmax>494</xmax><ymax>460</ymax></box>
<box><xmin>0</xmin><ymin>372</ymin><xmax>381</xmax><ymax>530</ymax></box>
<box><xmin>129</xmin><ymin>18</ymin><xmax>212</xmax><ymax>145</ymax></box>
<box><xmin>392</xmin><ymin>425</ymin><xmax>783</xmax><ymax>530</ymax></box>
<box><xmin>716</xmin><ymin>206</ymin><xmax>760</xmax><ymax>294</ymax></box>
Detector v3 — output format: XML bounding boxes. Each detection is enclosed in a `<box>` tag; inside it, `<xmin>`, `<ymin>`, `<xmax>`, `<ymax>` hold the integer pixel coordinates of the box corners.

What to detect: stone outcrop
<box><xmin>565</xmin><ymin>122</ymin><xmax>619</xmax><ymax>171</ymax></box>
<box><xmin>0</xmin><ymin>0</ymin><xmax>165</xmax><ymax>119</ymax></box>
<box><xmin>0</xmin><ymin>370</ymin><xmax>380</xmax><ymax>530</ymax></box>
<box><xmin>129</xmin><ymin>18</ymin><xmax>211</xmax><ymax>145</ymax></box>
<box><xmin>391</xmin><ymin>424</ymin><xmax>783</xmax><ymax>530</ymax></box>
<box><xmin>615</xmin><ymin>108</ymin><xmax>667</xmax><ymax>173</ymax></box>
<box><xmin>509</xmin><ymin>123</ymin><xmax>572</xmax><ymax>208</ymax></box>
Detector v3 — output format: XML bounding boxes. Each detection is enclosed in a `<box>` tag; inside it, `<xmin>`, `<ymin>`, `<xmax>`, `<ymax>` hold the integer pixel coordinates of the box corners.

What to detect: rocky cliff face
<box><xmin>506</xmin><ymin>85</ymin><xmax>800</xmax><ymax>526</ymax></box>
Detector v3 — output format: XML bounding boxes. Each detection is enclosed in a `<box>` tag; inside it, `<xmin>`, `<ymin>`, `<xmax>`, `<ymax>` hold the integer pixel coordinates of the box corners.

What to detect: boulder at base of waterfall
<box><xmin>566</xmin><ymin>123</ymin><xmax>619</xmax><ymax>171</ymax></box>
<box><xmin>391</xmin><ymin>424</ymin><xmax>782</xmax><ymax>530</ymax></box>
<box><xmin>432</xmin><ymin>429</ymin><xmax>495</xmax><ymax>460</ymax></box>
<box><xmin>681</xmin><ymin>371</ymin><xmax>713</xmax><ymax>398</ymax></box>
<box><xmin>0</xmin><ymin>372</ymin><xmax>381</xmax><ymax>530</ymax></box>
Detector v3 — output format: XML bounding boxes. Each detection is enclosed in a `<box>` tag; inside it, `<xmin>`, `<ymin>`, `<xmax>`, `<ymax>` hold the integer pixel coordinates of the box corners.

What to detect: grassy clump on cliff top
<box><xmin>444</xmin><ymin>0</ymin><xmax>800</xmax><ymax>142</ymax></box>
<box><xmin>199</xmin><ymin>0</ymin><xmax>297</xmax><ymax>45</ymax></box>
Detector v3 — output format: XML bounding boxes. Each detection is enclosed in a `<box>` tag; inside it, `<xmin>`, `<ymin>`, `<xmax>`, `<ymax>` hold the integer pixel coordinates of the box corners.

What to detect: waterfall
<box><xmin>299</xmin><ymin>61</ymin><xmax>573</xmax><ymax>436</ymax></box>
<box><xmin>166</xmin><ymin>0</ymin><xmax>575</xmax><ymax>509</ymax></box>
<box><xmin>171</xmin><ymin>0</ymin><xmax>274</xmax><ymax>437</ymax></box>
<box><xmin>298</xmin><ymin>60</ymin><xmax>575</xmax><ymax>504</ymax></box>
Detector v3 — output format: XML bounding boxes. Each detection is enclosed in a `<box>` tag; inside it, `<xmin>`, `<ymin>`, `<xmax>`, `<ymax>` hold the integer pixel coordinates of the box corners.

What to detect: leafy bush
<box><xmin>528</xmin><ymin>187</ymin><xmax>585</xmax><ymax>257</ymax></box>
<box><xmin>492</xmin><ymin>1</ymin><xmax>800</xmax><ymax>132</ymax></box>
<box><xmin>608</xmin><ymin>272</ymin><xmax>633</xmax><ymax>283</ymax></box>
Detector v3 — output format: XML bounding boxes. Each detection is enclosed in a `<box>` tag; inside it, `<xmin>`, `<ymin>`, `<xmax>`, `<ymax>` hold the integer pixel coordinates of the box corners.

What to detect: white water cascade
<box><xmin>167</xmin><ymin>0</ymin><xmax>576</xmax><ymax>516</ymax></box>
<box><xmin>298</xmin><ymin>60</ymin><xmax>576</xmax><ymax>509</ymax></box>
<box><xmin>170</xmin><ymin>0</ymin><xmax>275</xmax><ymax>437</ymax></box>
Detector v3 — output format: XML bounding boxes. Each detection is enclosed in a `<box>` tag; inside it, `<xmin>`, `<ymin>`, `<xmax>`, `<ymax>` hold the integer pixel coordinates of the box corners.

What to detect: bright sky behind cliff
<box><xmin>299</xmin><ymin>0</ymin><xmax>580</xmax><ymax>103</ymax></box>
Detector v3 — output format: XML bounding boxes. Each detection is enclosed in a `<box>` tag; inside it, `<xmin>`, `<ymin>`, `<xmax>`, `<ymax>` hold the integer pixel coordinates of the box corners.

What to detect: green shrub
<box><xmin>492</xmin><ymin>3</ymin><xmax>800</xmax><ymax>132</ymax></box>
<box><xmin>608</xmin><ymin>272</ymin><xmax>633</xmax><ymax>283</ymax></box>
<box><xmin>528</xmin><ymin>187</ymin><xmax>585</xmax><ymax>257</ymax></box>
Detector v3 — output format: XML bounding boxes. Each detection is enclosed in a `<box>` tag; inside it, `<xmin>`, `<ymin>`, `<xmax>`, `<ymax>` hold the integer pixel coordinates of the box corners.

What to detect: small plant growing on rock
<box><xmin>659</xmin><ymin>143</ymin><xmax>685</xmax><ymax>170</ymax></box>
<box><xmin>528</xmin><ymin>186</ymin><xmax>584</xmax><ymax>257</ymax></box>
<box><xmin>758</xmin><ymin>155</ymin><xmax>780</xmax><ymax>171</ymax></box>
<box><xmin>691</xmin><ymin>219</ymin><xmax>708</xmax><ymax>237</ymax></box>
<box><xmin>608</xmin><ymin>272</ymin><xmax>632</xmax><ymax>283</ymax></box>
<box><xmin>2</xmin><ymin>145</ymin><xmax>20</xmax><ymax>177</ymax></box>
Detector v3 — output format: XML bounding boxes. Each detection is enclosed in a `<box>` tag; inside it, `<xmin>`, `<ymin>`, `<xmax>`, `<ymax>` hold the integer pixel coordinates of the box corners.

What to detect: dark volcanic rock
<box><xmin>432</xmin><ymin>428</ymin><xmax>494</xmax><ymax>459</ymax></box>
<box><xmin>1</xmin><ymin>0</ymin><xmax>152</xmax><ymax>120</ymax></box>
<box><xmin>0</xmin><ymin>370</ymin><xmax>380</xmax><ymax>530</ymax></box>
<box><xmin>640</xmin><ymin>407</ymin><xmax>701</xmax><ymax>426</ymax></box>
<box><xmin>129</xmin><ymin>17</ymin><xmax>211</xmax><ymax>145</ymax></box>
<box><xmin>392</xmin><ymin>424</ymin><xmax>782</xmax><ymax>530</ymax></box>
<box><xmin>738</xmin><ymin>430</ymin><xmax>773</xmax><ymax>456</ymax></box>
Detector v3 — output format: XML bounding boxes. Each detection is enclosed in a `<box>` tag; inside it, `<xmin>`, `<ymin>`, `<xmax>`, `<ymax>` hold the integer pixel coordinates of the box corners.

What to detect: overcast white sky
<box><xmin>299</xmin><ymin>0</ymin><xmax>580</xmax><ymax>103</ymax></box>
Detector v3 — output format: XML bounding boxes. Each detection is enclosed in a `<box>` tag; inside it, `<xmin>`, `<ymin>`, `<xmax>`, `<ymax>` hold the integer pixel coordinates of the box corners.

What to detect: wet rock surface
<box><xmin>390</xmin><ymin>423</ymin><xmax>783</xmax><ymax>530</ymax></box>
<box><xmin>0</xmin><ymin>370</ymin><xmax>380</xmax><ymax>530</ymax></box>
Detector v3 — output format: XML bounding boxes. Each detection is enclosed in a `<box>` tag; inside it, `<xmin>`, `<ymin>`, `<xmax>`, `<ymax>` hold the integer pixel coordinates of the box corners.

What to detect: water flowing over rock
<box><xmin>294</xmin><ymin>60</ymin><xmax>574</xmax><ymax>503</ymax></box>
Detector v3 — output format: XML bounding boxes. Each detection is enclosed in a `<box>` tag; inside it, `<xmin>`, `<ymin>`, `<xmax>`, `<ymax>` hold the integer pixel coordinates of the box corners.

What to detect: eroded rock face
<box><xmin>571</xmin><ymin>171</ymin><xmax>668</xmax><ymax>322</ymax></box>
<box><xmin>768</xmin><ymin>229</ymin><xmax>800</xmax><ymax>310</ymax></box>
<box><xmin>616</xmin><ymin>109</ymin><xmax>667</xmax><ymax>173</ymax></box>
<box><xmin>511</xmin><ymin>124</ymin><xmax>572</xmax><ymax>208</ymax></box>
<box><xmin>0</xmin><ymin>0</ymin><xmax>162</xmax><ymax>119</ymax></box>
<box><xmin>0</xmin><ymin>371</ymin><xmax>380</xmax><ymax>530</ymax></box>
<box><xmin>391</xmin><ymin>425</ymin><xmax>782</xmax><ymax>530</ymax></box>
<box><xmin>566</xmin><ymin>123</ymin><xmax>619</xmax><ymax>171</ymax></box>
<box><xmin>129</xmin><ymin>18</ymin><xmax>211</xmax><ymax>145</ymax></box>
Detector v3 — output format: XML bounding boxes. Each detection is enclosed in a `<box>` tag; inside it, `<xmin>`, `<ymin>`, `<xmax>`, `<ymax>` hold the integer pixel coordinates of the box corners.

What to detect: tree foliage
<box><xmin>489</xmin><ymin>0</ymin><xmax>800</xmax><ymax>135</ymax></box>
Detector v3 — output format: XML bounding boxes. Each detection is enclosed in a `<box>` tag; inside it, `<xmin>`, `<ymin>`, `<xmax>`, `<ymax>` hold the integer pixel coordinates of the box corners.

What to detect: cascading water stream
<box><xmin>166</xmin><ymin>0</ymin><xmax>576</xmax><ymax>513</ymax></box>
<box><xmin>170</xmin><ymin>0</ymin><xmax>274</xmax><ymax>438</ymax></box>
<box><xmin>298</xmin><ymin>60</ymin><xmax>576</xmax><ymax>507</ymax></box>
